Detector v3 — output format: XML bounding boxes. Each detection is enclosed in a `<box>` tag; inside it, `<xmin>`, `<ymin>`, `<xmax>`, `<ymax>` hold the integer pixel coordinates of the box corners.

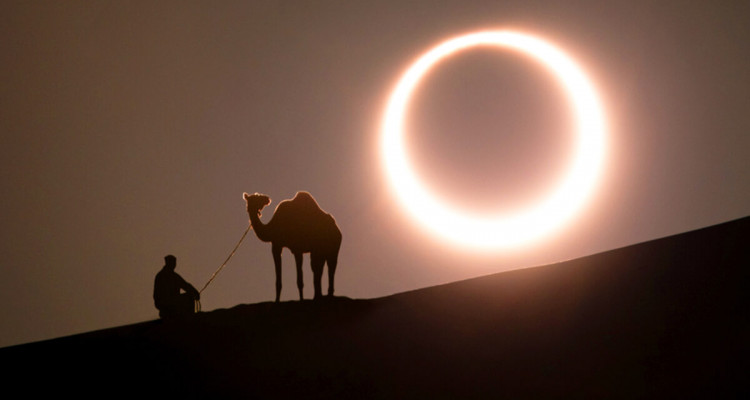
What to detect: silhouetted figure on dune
<box><xmin>153</xmin><ymin>255</ymin><xmax>200</xmax><ymax>319</ymax></box>
<box><xmin>244</xmin><ymin>191</ymin><xmax>342</xmax><ymax>302</ymax></box>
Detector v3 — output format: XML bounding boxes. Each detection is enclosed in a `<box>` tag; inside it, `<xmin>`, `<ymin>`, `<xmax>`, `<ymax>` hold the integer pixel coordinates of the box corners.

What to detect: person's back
<box><xmin>153</xmin><ymin>255</ymin><xmax>199</xmax><ymax>319</ymax></box>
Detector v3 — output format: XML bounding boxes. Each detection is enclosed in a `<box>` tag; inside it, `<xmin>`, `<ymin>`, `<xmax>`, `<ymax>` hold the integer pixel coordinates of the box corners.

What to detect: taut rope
<box><xmin>199</xmin><ymin>223</ymin><xmax>253</xmax><ymax>295</ymax></box>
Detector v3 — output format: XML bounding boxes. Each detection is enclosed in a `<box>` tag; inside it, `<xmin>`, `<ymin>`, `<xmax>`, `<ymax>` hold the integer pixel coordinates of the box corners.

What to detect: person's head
<box><xmin>164</xmin><ymin>254</ymin><xmax>177</xmax><ymax>270</ymax></box>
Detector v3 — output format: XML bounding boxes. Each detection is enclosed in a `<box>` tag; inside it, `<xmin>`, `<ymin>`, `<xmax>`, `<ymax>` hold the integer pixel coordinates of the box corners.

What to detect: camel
<box><xmin>244</xmin><ymin>191</ymin><xmax>342</xmax><ymax>302</ymax></box>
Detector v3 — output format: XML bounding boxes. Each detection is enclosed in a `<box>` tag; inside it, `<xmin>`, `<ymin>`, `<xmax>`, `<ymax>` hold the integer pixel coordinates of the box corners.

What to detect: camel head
<box><xmin>243</xmin><ymin>192</ymin><xmax>271</xmax><ymax>217</ymax></box>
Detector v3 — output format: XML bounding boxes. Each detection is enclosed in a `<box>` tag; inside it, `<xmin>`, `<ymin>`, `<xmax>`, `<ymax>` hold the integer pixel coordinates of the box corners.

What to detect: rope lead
<box><xmin>199</xmin><ymin>223</ymin><xmax>253</xmax><ymax>294</ymax></box>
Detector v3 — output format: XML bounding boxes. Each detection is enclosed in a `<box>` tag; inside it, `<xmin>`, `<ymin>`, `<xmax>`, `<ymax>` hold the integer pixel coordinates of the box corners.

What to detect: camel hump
<box><xmin>292</xmin><ymin>191</ymin><xmax>324</xmax><ymax>214</ymax></box>
<box><xmin>270</xmin><ymin>191</ymin><xmax>329</xmax><ymax>226</ymax></box>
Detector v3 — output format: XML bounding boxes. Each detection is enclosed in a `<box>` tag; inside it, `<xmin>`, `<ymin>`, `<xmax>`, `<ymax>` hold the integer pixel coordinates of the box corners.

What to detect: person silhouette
<box><xmin>153</xmin><ymin>255</ymin><xmax>200</xmax><ymax>319</ymax></box>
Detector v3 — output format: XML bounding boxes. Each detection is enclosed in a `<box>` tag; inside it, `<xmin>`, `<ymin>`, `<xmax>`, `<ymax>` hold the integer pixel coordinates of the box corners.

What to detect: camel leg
<box><xmin>327</xmin><ymin>252</ymin><xmax>338</xmax><ymax>297</ymax></box>
<box><xmin>311</xmin><ymin>252</ymin><xmax>325</xmax><ymax>300</ymax></box>
<box><xmin>272</xmin><ymin>243</ymin><xmax>282</xmax><ymax>302</ymax></box>
<box><xmin>294</xmin><ymin>252</ymin><xmax>304</xmax><ymax>301</ymax></box>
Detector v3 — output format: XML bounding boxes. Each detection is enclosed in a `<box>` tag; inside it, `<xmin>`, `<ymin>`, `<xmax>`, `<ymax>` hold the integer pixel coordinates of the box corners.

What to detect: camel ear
<box><xmin>243</xmin><ymin>192</ymin><xmax>250</xmax><ymax>200</ymax></box>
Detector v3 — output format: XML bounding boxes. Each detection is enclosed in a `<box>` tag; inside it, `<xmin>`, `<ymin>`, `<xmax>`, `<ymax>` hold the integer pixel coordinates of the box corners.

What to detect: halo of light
<box><xmin>381</xmin><ymin>30</ymin><xmax>607</xmax><ymax>250</ymax></box>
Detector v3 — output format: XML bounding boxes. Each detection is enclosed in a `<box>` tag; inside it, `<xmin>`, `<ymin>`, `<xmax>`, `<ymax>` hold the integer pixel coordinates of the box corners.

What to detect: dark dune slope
<box><xmin>2</xmin><ymin>217</ymin><xmax>748</xmax><ymax>398</ymax></box>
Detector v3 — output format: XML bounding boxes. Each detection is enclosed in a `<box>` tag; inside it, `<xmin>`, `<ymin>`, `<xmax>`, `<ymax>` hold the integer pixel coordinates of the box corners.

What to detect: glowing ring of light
<box><xmin>381</xmin><ymin>30</ymin><xmax>606</xmax><ymax>250</ymax></box>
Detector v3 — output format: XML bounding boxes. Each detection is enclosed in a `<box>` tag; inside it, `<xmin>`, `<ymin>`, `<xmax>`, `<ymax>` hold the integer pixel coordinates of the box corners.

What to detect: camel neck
<box><xmin>249</xmin><ymin>211</ymin><xmax>273</xmax><ymax>242</ymax></box>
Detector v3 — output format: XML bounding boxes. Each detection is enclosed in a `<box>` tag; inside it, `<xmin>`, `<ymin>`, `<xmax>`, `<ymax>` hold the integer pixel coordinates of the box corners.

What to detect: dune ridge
<box><xmin>2</xmin><ymin>216</ymin><xmax>748</xmax><ymax>398</ymax></box>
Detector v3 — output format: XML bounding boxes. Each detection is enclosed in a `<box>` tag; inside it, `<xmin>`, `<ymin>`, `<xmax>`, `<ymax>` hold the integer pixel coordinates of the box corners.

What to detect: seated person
<box><xmin>153</xmin><ymin>255</ymin><xmax>200</xmax><ymax>319</ymax></box>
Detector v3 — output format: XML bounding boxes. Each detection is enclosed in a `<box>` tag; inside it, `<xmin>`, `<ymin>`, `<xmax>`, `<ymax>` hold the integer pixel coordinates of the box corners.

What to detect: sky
<box><xmin>1</xmin><ymin>1</ymin><xmax>748</xmax><ymax>348</ymax></box>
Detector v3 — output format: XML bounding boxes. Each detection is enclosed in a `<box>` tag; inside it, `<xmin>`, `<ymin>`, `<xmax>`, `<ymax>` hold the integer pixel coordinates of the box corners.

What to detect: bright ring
<box><xmin>381</xmin><ymin>30</ymin><xmax>607</xmax><ymax>250</ymax></box>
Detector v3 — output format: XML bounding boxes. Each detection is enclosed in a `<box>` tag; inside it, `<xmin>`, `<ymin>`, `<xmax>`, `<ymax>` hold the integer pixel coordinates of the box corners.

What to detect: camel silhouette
<box><xmin>244</xmin><ymin>191</ymin><xmax>342</xmax><ymax>302</ymax></box>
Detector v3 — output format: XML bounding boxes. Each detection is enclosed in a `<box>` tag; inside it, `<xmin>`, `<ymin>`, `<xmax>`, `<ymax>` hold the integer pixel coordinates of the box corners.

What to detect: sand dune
<box><xmin>2</xmin><ymin>216</ymin><xmax>747</xmax><ymax>398</ymax></box>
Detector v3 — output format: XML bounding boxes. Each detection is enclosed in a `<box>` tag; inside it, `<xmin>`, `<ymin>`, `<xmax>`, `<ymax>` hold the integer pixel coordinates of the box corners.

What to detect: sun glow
<box><xmin>381</xmin><ymin>30</ymin><xmax>607</xmax><ymax>250</ymax></box>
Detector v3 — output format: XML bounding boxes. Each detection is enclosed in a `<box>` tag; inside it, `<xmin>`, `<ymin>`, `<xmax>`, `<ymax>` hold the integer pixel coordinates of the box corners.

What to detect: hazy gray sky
<box><xmin>1</xmin><ymin>1</ymin><xmax>748</xmax><ymax>347</ymax></box>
